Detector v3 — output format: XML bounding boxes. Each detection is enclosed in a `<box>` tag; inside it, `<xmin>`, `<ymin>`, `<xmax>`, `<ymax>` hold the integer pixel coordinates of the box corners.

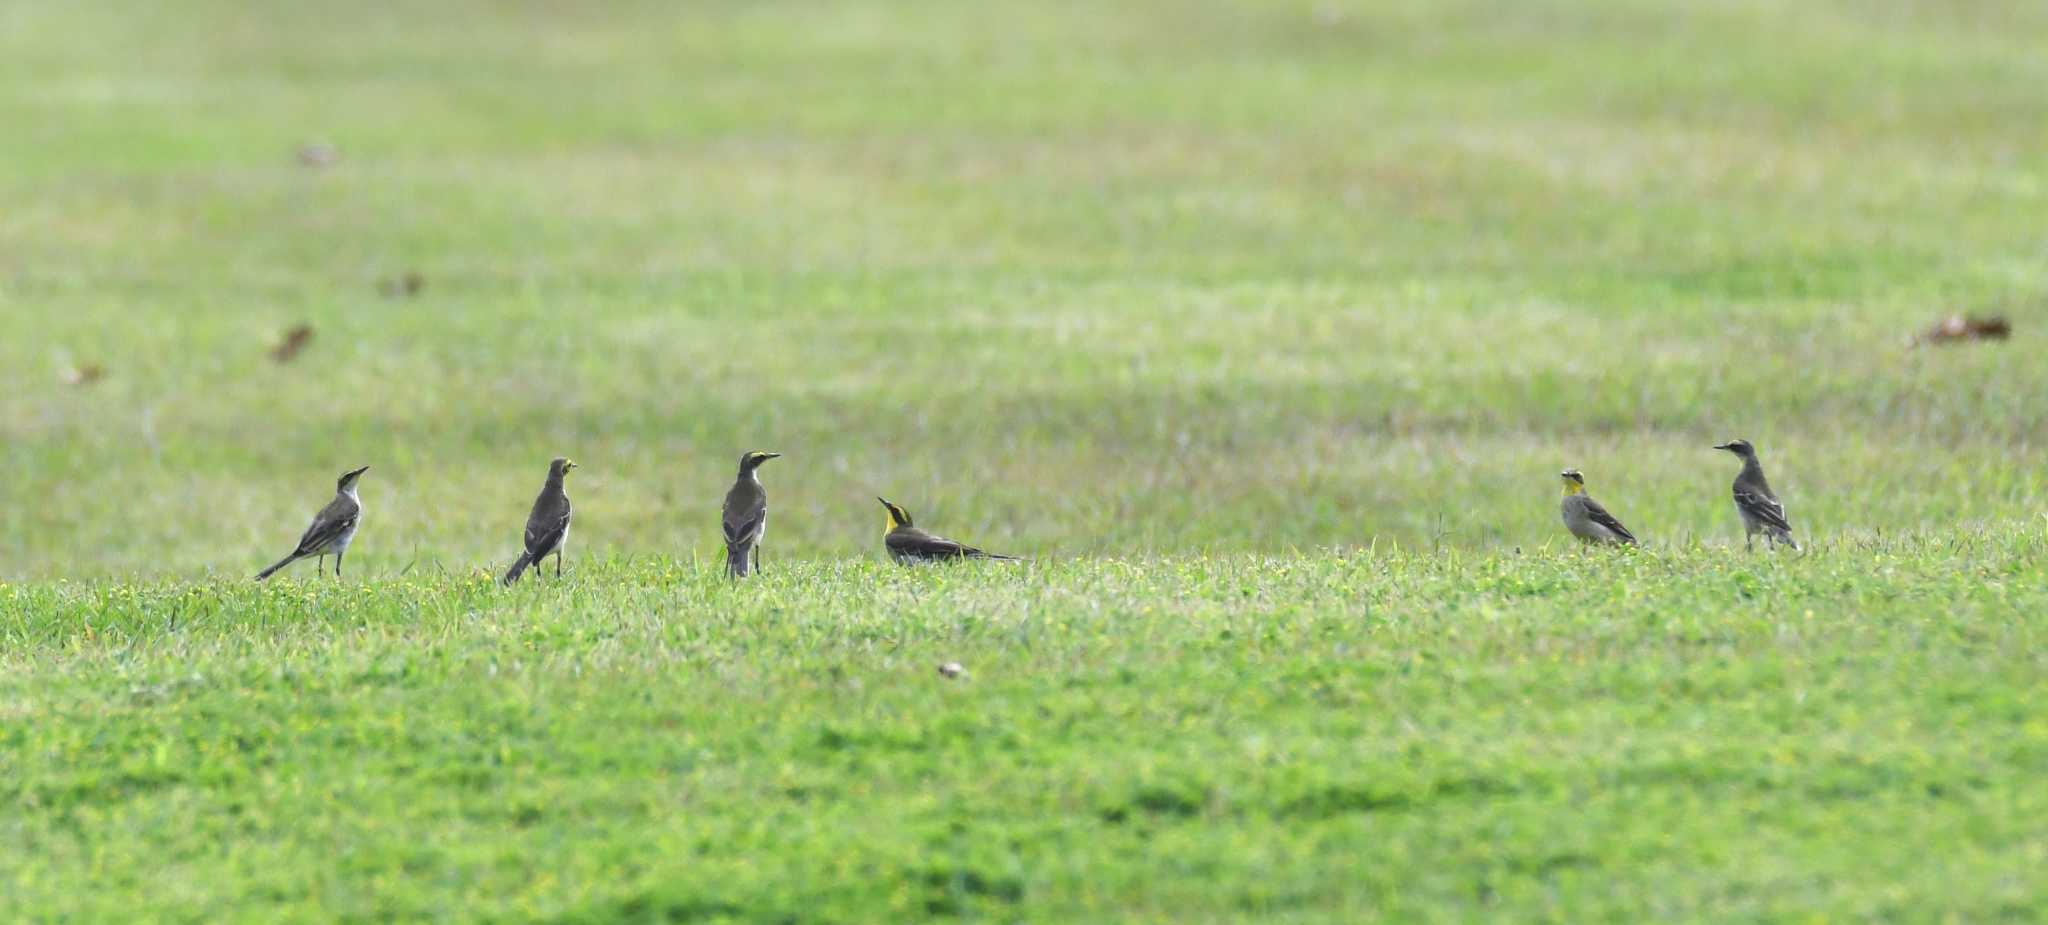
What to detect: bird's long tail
<box><xmin>254</xmin><ymin>554</ymin><xmax>298</xmax><ymax>581</ymax></box>
<box><xmin>976</xmin><ymin>552</ymin><xmax>1024</xmax><ymax>561</ymax></box>
<box><xmin>502</xmin><ymin>552</ymin><xmax>534</xmax><ymax>586</ymax></box>
<box><xmin>726</xmin><ymin>542</ymin><xmax>753</xmax><ymax>578</ymax></box>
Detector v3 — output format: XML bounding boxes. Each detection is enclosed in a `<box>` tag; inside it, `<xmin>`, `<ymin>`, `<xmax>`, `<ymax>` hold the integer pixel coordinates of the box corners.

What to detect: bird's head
<box><xmin>1713</xmin><ymin>439</ymin><xmax>1755</xmax><ymax>458</ymax></box>
<box><xmin>877</xmin><ymin>497</ymin><xmax>912</xmax><ymax>530</ymax></box>
<box><xmin>739</xmin><ymin>450</ymin><xmax>782</xmax><ymax>474</ymax></box>
<box><xmin>550</xmin><ymin>457</ymin><xmax>578</xmax><ymax>478</ymax></box>
<box><xmin>1559</xmin><ymin>468</ymin><xmax>1586</xmax><ymax>495</ymax></box>
<box><xmin>336</xmin><ymin>465</ymin><xmax>370</xmax><ymax>491</ymax></box>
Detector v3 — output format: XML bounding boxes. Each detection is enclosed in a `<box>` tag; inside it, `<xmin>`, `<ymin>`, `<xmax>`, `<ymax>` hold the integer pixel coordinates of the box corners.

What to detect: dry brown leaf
<box><xmin>60</xmin><ymin>364</ymin><xmax>104</xmax><ymax>387</ymax></box>
<box><xmin>377</xmin><ymin>271</ymin><xmax>426</xmax><ymax>299</ymax></box>
<box><xmin>296</xmin><ymin>143</ymin><xmax>339</xmax><ymax>168</ymax></box>
<box><xmin>271</xmin><ymin>324</ymin><xmax>314</xmax><ymax>363</ymax></box>
<box><xmin>1916</xmin><ymin>314</ymin><xmax>2012</xmax><ymax>346</ymax></box>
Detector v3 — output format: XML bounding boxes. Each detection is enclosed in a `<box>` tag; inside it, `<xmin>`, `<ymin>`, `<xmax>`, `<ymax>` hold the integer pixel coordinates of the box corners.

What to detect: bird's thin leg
<box><xmin>336</xmin><ymin>549</ymin><xmax>345</xmax><ymax>577</ymax></box>
<box><xmin>554</xmin><ymin>550</ymin><xmax>563</xmax><ymax>579</ymax></box>
<box><xmin>754</xmin><ymin>545</ymin><xmax>762</xmax><ymax>573</ymax></box>
<box><xmin>1745</xmin><ymin>533</ymin><xmax>1754</xmax><ymax>552</ymax></box>
<box><xmin>317</xmin><ymin>553</ymin><xmax>326</xmax><ymax>575</ymax></box>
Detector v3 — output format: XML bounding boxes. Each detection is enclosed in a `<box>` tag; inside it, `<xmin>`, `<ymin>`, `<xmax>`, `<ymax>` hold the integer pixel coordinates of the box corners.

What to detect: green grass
<box><xmin>5</xmin><ymin>541</ymin><xmax>2045</xmax><ymax>921</ymax></box>
<box><xmin>3</xmin><ymin>0</ymin><xmax>2046</xmax><ymax>920</ymax></box>
<box><xmin>5</xmin><ymin>0</ymin><xmax>2047</xmax><ymax>575</ymax></box>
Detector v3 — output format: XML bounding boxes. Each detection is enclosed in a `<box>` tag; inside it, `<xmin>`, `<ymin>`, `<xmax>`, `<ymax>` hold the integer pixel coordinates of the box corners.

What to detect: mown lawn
<box><xmin>3</xmin><ymin>0</ymin><xmax>2046</xmax><ymax>920</ymax></box>
<box><xmin>4</xmin><ymin>539</ymin><xmax>2045</xmax><ymax>921</ymax></box>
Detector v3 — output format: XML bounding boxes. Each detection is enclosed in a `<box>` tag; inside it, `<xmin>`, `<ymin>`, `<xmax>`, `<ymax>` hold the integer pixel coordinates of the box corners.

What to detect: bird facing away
<box><xmin>1558</xmin><ymin>469</ymin><xmax>1637</xmax><ymax>546</ymax></box>
<box><xmin>1714</xmin><ymin>439</ymin><xmax>1799</xmax><ymax>550</ymax></box>
<box><xmin>255</xmin><ymin>465</ymin><xmax>369</xmax><ymax>580</ymax></box>
<box><xmin>721</xmin><ymin>451</ymin><xmax>781</xmax><ymax>578</ymax></box>
<box><xmin>877</xmin><ymin>497</ymin><xmax>1020</xmax><ymax>564</ymax></box>
<box><xmin>502</xmin><ymin>457</ymin><xmax>576</xmax><ymax>585</ymax></box>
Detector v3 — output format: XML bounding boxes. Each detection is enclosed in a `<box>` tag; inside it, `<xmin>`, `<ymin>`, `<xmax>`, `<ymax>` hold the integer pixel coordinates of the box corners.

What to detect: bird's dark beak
<box><xmin>1712</xmin><ymin>442</ymin><xmax>1732</xmax><ymax>450</ymax></box>
<box><xmin>347</xmin><ymin>465</ymin><xmax>371</xmax><ymax>477</ymax></box>
<box><xmin>763</xmin><ymin>453</ymin><xmax>782</xmax><ymax>460</ymax></box>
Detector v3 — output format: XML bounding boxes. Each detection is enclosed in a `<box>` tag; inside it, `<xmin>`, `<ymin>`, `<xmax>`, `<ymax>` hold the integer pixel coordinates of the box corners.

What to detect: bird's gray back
<box><xmin>1561</xmin><ymin>494</ymin><xmax>1623</xmax><ymax>542</ymax></box>
<box><xmin>723</xmin><ymin>479</ymin><xmax>767</xmax><ymax>541</ymax></box>
<box><xmin>525</xmin><ymin>487</ymin><xmax>571</xmax><ymax>549</ymax></box>
<box><xmin>1734</xmin><ymin>457</ymin><xmax>1777</xmax><ymax>499</ymax></box>
<box><xmin>299</xmin><ymin>491</ymin><xmax>362</xmax><ymax>553</ymax></box>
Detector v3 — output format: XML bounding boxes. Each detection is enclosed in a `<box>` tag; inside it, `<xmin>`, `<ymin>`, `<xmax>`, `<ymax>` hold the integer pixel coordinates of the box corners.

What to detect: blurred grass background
<box><xmin>3</xmin><ymin>0</ymin><xmax>2046</xmax><ymax>578</ymax></box>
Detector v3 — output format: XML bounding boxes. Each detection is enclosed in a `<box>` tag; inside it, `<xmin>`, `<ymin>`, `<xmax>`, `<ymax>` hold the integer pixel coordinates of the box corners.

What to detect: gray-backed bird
<box><xmin>721</xmin><ymin>451</ymin><xmax>781</xmax><ymax>577</ymax></box>
<box><xmin>502</xmin><ymin>457</ymin><xmax>576</xmax><ymax>584</ymax></box>
<box><xmin>1714</xmin><ymin>439</ymin><xmax>1799</xmax><ymax>550</ymax></box>
<box><xmin>877</xmin><ymin>497</ymin><xmax>1020</xmax><ymax>564</ymax></box>
<box><xmin>1558</xmin><ymin>469</ymin><xmax>1637</xmax><ymax>546</ymax></box>
<box><xmin>255</xmin><ymin>465</ymin><xmax>368</xmax><ymax>580</ymax></box>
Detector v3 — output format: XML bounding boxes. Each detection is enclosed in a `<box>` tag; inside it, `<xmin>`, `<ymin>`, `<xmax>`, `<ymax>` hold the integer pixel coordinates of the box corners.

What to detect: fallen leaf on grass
<box><xmin>60</xmin><ymin>364</ymin><xmax>104</xmax><ymax>386</ymax></box>
<box><xmin>270</xmin><ymin>324</ymin><xmax>314</xmax><ymax>363</ymax></box>
<box><xmin>296</xmin><ymin>142</ymin><xmax>339</xmax><ymax>168</ymax></box>
<box><xmin>377</xmin><ymin>271</ymin><xmax>425</xmax><ymax>299</ymax></box>
<box><xmin>1915</xmin><ymin>315</ymin><xmax>2011</xmax><ymax>346</ymax></box>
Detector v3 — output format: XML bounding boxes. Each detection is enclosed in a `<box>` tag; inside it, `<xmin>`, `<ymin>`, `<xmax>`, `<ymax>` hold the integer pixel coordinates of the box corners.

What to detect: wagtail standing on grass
<box><xmin>877</xmin><ymin>497</ymin><xmax>1020</xmax><ymax>564</ymax></box>
<box><xmin>721</xmin><ymin>451</ymin><xmax>780</xmax><ymax>577</ymax></box>
<box><xmin>255</xmin><ymin>466</ymin><xmax>368</xmax><ymax>580</ymax></box>
<box><xmin>1558</xmin><ymin>469</ymin><xmax>1637</xmax><ymax>546</ymax></box>
<box><xmin>502</xmin><ymin>457</ymin><xmax>576</xmax><ymax>585</ymax></box>
<box><xmin>1713</xmin><ymin>439</ymin><xmax>1799</xmax><ymax>550</ymax></box>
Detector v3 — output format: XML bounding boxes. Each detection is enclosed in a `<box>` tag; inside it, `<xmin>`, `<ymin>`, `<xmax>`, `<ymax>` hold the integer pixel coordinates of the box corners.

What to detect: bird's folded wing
<box><xmin>888</xmin><ymin>530</ymin><xmax>974</xmax><ymax>558</ymax></box>
<box><xmin>525</xmin><ymin>511</ymin><xmax>571</xmax><ymax>555</ymax></box>
<box><xmin>293</xmin><ymin>510</ymin><xmax>357</xmax><ymax>556</ymax></box>
<box><xmin>1734</xmin><ymin>488</ymin><xmax>1792</xmax><ymax>531</ymax></box>
<box><xmin>722</xmin><ymin>481</ymin><xmax>767</xmax><ymax>546</ymax></box>
<box><xmin>723</xmin><ymin>504</ymin><xmax>766</xmax><ymax>546</ymax></box>
<box><xmin>1583</xmin><ymin>500</ymin><xmax>1636</xmax><ymax>543</ymax></box>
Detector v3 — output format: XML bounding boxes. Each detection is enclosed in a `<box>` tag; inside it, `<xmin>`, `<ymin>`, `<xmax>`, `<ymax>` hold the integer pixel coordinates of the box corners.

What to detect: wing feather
<box><xmin>1734</xmin><ymin>487</ymin><xmax>1793</xmax><ymax>532</ymax></box>
<box><xmin>723</xmin><ymin>482</ymin><xmax>767</xmax><ymax>547</ymax></box>
<box><xmin>888</xmin><ymin>529</ymin><xmax>978</xmax><ymax>559</ymax></box>
<box><xmin>525</xmin><ymin>511</ymin><xmax>571</xmax><ymax>558</ymax></box>
<box><xmin>292</xmin><ymin>509</ymin><xmax>357</xmax><ymax>556</ymax></box>
<box><xmin>1580</xmin><ymin>498</ymin><xmax>1637</xmax><ymax>544</ymax></box>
